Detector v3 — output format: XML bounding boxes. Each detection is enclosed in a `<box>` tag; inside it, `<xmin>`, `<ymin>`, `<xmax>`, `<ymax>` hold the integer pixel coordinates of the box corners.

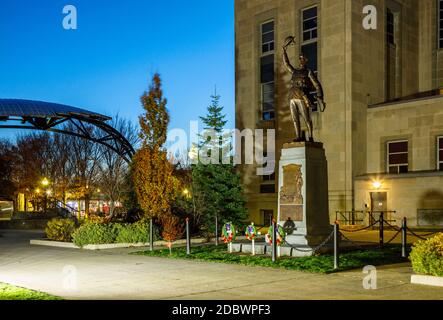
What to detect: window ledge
<box><xmin>356</xmin><ymin>170</ymin><xmax>443</xmax><ymax>181</ymax></box>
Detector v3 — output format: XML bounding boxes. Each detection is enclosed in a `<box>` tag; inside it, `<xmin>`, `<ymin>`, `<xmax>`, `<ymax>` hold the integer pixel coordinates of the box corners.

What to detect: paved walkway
<box><xmin>0</xmin><ymin>230</ymin><xmax>442</xmax><ymax>300</ymax></box>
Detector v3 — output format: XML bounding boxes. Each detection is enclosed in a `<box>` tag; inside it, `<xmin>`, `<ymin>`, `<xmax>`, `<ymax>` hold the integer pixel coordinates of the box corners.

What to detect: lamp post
<box><xmin>41</xmin><ymin>178</ymin><xmax>50</xmax><ymax>213</ymax></box>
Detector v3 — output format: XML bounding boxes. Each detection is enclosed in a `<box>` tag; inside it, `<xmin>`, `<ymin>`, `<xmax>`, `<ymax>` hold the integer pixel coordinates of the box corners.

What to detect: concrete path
<box><xmin>0</xmin><ymin>230</ymin><xmax>442</xmax><ymax>300</ymax></box>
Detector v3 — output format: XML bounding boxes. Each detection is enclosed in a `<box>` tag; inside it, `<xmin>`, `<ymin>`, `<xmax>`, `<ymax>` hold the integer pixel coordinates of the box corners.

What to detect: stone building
<box><xmin>235</xmin><ymin>0</ymin><xmax>443</xmax><ymax>227</ymax></box>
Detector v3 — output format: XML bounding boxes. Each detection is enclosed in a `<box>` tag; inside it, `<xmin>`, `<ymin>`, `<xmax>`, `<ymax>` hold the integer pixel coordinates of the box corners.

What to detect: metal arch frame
<box><xmin>0</xmin><ymin>114</ymin><xmax>135</xmax><ymax>163</ymax></box>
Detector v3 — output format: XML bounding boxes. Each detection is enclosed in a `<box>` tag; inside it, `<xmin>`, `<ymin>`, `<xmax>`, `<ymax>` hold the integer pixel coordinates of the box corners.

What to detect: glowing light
<box><xmin>182</xmin><ymin>188</ymin><xmax>191</xmax><ymax>198</ymax></box>
<box><xmin>372</xmin><ymin>181</ymin><xmax>382</xmax><ymax>190</ymax></box>
<box><xmin>41</xmin><ymin>178</ymin><xmax>49</xmax><ymax>187</ymax></box>
<box><xmin>46</xmin><ymin>189</ymin><xmax>52</xmax><ymax>196</ymax></box>
<box><xmin>35</xmin><ymin>188</ymin><xmax>41</xmax><ymax>194</ymax></box>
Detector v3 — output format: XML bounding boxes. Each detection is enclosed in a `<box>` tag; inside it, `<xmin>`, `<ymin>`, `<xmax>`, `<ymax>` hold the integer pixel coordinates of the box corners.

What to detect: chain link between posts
<box><xmin>277</xmin><ymin>229</ymin><xmax>335</xmax><ymax>253</ymax></box>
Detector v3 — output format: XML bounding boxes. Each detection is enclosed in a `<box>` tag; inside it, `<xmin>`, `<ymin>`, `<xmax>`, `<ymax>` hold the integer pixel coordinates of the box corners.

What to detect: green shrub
<box><xmin>115</xmin><ymin>220</ymin><xmax>150</xmax><ymax>244</ymax></box>
<box><xmin>71</xmin><ymin>220</ymin><xmax>158</xmax><ymax>247</ymax></box>
<box><xmin>45</xmin><ymin>218</ymin><xmax>77</xmax><ymax>242</ymax></box>
<box><xmin>72</xmin><ymin>223</ymin><xmax>119</xmax><ymax>247</ymax></box>
<box><xmin>410</xmin><ymin>233</ymin><xmax>443</xmax><ymax>277</ymax></box>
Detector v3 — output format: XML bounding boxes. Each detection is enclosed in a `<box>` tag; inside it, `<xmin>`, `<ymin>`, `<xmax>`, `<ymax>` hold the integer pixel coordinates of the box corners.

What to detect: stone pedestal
<box><xmin>278</xmin><ymin>142</ymin><xmax>332</xmax><ymax>247</ymax></box>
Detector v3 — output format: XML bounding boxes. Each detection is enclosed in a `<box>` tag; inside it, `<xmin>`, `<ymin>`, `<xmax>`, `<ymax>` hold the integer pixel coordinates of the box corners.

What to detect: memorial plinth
<box><xmin>278</xmin><ymin>141</ymin><xmax>332</xmax><ymax>247</ymax></box>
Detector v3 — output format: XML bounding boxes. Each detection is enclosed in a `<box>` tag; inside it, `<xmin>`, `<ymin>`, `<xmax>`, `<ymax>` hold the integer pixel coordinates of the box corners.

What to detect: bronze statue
<box><xmin>283</xmin><ymin>36</ymin><xmax>326</xmax><ymax>142</ymax></box>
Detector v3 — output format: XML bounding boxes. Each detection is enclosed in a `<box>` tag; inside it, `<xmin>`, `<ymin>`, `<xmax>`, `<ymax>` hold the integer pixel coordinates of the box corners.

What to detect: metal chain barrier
<box><xmin>381</xmin><ymin>219</ymin><xmax>402</xmax><ymax>232</ymax></box>
<box><xmin>339</xmin><ymin>232</ymin><xmax>368</xmax><ymax>250</ymax></box>
<box><xmin>280</xmin><ymin>229</ymin><xmax>335</xmax><ymax>253</ymax></box>
<box><xmin>384</xmin><ymin>228</ymin><xmax>402</xmax><ymax>245</ymax></box>
<box><xmin>406</xmin><ymin>227</ymin><xmax>440</xmax><ymax>241</ymax></box>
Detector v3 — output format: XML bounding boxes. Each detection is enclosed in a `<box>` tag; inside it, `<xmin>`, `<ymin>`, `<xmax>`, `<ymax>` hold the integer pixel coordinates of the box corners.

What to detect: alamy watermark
<box><xmin>62</xmin><ymin>5</ymin><xmax>77</xmax><ymax>30</ymax></box>
<box><xmin>363</xmin><ymin>4</ymin><xmax>377</xmax><ymax>30</ymax></box>
<box><xmin>362</xmin><ymin>265</ymin><xmax>377</xmax><ymax>290</ymax></box>
<box><xmin>62</xmin><ymin>265</ymin><xmax>78</xmax><ymax>291</ymax></box>
<box><xmin>166</xmin><ymin>121</ymin><xmax>275</xmax><ymax>176</ymax></box>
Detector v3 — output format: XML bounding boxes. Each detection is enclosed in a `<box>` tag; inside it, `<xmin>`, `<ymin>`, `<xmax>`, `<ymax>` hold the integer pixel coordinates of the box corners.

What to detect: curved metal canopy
<box><xmin>0</xmin><ymin>99</ymin><xmax>135</xmax><ymax>162</ymax></box>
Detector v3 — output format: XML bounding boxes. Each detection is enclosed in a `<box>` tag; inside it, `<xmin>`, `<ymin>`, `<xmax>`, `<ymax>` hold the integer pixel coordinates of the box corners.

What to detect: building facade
<box><xmin>235</xmin><ymin>0</ymin><xmax>443</xmax><ymax>227</ymax></box>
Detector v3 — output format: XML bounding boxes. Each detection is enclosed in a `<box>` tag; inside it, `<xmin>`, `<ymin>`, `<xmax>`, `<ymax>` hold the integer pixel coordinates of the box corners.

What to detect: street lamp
<box><xmin>41</xmin><ymin>178</ymin><xmax>49</xmax><ymax>187</ymax></box>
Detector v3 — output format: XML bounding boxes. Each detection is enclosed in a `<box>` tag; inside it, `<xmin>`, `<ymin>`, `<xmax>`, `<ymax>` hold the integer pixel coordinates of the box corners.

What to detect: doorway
<box><xmin>370</xmin><ymin>192</ymin><xmax>387</xmax><ymax>224</ymax></box>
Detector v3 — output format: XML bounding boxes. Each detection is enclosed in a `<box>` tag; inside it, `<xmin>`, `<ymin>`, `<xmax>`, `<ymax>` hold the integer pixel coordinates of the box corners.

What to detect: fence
<box><xmin>146</xmin><ymin>215</ymin><xmax>441</xmax><ymax>271</ymax></box>
<box><xmin>335</xmin><ymin>210</ymin><xmax>397</xmax><ymax>226</ymax></box>
<box><xmin>274</xmin><ymin>213</ymin><xmax>442</xmax><ymax>270</ymax></box>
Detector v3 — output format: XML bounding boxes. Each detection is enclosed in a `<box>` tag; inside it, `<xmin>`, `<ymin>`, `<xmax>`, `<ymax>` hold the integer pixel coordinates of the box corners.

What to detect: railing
<box><xmin>335</xmin><ymin>211</ymin><xmax>365</xmax><ymax>226</ymax></box>
<box><xmin>335</xmin><ymin>210</ymin><xmax>397</xmax><ymax>228</ymax></box>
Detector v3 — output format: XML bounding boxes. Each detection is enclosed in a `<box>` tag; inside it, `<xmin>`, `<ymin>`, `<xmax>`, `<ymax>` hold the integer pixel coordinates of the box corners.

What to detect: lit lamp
<box><xmin>35</xmin><ymin>188</ymin><xmax>41</xmax><ymax>195</ymax></box>
<box><xmin>41</xmin><ymin>178</ymin><xmax>49</xmax><ymax>187</ymax></box>
<box><xmin>182</xmin><ymin>188</ymin><xmax>191</xmax><ymax>198</ymax></box>
<box><xmin>372</xmin><ymin>181</ymin><xmax>382</xmax><ymax>190</ymax></box>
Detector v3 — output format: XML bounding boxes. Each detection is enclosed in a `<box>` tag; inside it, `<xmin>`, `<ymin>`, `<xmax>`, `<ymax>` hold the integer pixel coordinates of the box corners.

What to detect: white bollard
<box><xmin>229</xmin><ymin>242</ymin><xmax>232</xmax><ymax>253</ymax></box>
<box><xmin>252</xmin><ymin>239</ymin><xmax>255</xmax><ymax>256</ymax></box>
<box><xmin>277</xmin><ymin>246</ymin><xmax>281</xmax><ymax>258</ymax></box>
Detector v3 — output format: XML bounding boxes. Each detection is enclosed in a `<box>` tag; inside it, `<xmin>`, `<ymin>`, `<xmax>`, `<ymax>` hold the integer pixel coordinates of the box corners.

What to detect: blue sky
<box><xmin>0</xmin><ymin>0</ymin><xmax>235</xmax><ymax>141</ymax></box>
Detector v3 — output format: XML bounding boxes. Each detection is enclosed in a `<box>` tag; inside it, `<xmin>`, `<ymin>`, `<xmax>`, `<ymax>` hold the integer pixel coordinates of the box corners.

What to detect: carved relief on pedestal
<box><xmin>279</xmin><ymin>164</ymin><xmax>304</xmax><ymax>222</ymax></box>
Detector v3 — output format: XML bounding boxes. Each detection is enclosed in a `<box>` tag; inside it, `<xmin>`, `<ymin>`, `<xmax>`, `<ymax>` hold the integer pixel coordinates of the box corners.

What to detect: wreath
<box><xmin>221</xmin><ymin>222</ymin><xmax>236</xmax><ymax>244</ymax></box>
<box><xmin>265</xmin><ymin>224</ymin><xmax>286</xmax><ymax>246</ymax></box>
<box><xmin>245</xmin><ymin>224</ymin><xmax>257</xmax><ymax>241</ymax></box>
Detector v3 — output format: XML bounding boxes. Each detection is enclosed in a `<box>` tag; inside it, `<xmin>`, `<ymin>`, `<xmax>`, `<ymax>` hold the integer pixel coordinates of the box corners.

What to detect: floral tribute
<box><xmin>266</xmin><ymin>224</ymin><xmax>286</xmax><ymax>246</ymax></box>
<box><xmin>245</xmin><ymin>223</ymin><xmax>257</xmax><ymax>241</ymax></box>
<box><xmin>221</xmin><ymin>222</ymin><xmax>236</xmax><ymax>244</ymax></box>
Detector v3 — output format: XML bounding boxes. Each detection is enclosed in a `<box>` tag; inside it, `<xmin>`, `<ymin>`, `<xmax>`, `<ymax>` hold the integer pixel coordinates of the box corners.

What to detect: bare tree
<box><xmin>98</xmin><ymin>115</ymin><xmax>139</xmax><ymax>218</ymax></box>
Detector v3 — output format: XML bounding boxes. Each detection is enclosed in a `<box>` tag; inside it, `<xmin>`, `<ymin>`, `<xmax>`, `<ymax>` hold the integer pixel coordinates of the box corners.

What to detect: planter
<box><xmin>30</xmin><ymin>237</ymin><xmax>208</xmax><ymax>250</ymax></box>
<box><xmin>411</xmin><ymin>274</ymin><xmax>443</xmax><ymax>287</ymax></box>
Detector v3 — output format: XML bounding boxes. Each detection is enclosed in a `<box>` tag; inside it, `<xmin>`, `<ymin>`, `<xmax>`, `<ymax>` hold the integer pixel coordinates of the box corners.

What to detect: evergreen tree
<box><xmin>192</xmin><ymin>94</ymin><xmax>247</xmax><ymax>236</ymax></box>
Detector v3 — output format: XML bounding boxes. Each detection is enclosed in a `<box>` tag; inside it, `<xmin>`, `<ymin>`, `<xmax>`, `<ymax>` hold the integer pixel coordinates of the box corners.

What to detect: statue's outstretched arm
<box><xmin>282</xmin><ymin>46</ymin><xmax>296</xmax><ymax>74</ymax></box>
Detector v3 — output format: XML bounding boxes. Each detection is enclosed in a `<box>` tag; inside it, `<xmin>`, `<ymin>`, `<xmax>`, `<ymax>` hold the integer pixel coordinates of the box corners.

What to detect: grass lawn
<box><xmin>0</xmin><ymin>282</ymin><xmax>62</xmax><ymax>300</ymax></box>
<box><xmin>134</xmin><ymin>244</ymin><xmax>409</xmax><ymax>274</ymax></box>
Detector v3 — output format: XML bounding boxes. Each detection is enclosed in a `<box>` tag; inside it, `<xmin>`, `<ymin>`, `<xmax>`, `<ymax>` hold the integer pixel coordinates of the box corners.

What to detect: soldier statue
<box><xmin>282</xmin><ymin>36</ymin><xmax>326</xmax><ymax>142</ymax></box>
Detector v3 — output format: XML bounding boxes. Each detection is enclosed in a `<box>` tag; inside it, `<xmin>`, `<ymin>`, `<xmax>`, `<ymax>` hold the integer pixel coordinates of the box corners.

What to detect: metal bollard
<box><xmin>149</xmin><ymin>218</ymin><xmax>154</xmax><ymax>252</ymax></box>
<box><xmin>334</xmin><ymin>223</ymin><xmax>340</xmax><ymax>270</ymax></box>
<box><xmin>186</xmin><ymin>218</ymin><xmax>191</xmax><ymax>255</ymax></box>
<box><xmin>402</xmin><ymin>217</ymin><xmax>407</xmax><ymax>258</ymax></box>
<box><xmin>215</xmin><ymin>215</ymin><xmax>219</xmax><ymax>246</ymax></box>
<box><xmin>272</xmin><ymin>220</ymin><xmax>277</xmax><ymax>262</ymax></box>
<box><xmin>379</xmin><ymin>212</ymin><xmax>384</xmax><ymax>248</ymax></box>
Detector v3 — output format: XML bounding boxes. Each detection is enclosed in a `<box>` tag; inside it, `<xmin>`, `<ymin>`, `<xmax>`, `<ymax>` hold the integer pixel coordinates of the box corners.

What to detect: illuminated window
<box><xmin>387</xmin><ymin>140</ymin><xmax>408</xmax><ymax>174</ymax></box>
<box><xmin>438</xmin><ymin>136</ymin><xmax>443</xmax><ymax>171</ymax></box>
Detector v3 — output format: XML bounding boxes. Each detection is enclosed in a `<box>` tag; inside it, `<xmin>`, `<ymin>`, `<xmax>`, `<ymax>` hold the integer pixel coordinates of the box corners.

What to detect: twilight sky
<box><xmin>0</xmin><ymin>0</ymin><xmax>235</xmax><ymax>142</ymax></box>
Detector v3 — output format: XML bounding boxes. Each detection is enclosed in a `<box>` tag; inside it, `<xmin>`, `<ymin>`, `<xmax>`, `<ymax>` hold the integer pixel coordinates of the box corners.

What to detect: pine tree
<box><xmin>192</xmin><ymin>93</ymin><xmax>247</xmax><ymax>237</ymax></box>
<box><xmin>132</xmin><ymin>74</ymin><xmax>180</xmax><ymax>220</ymax></box>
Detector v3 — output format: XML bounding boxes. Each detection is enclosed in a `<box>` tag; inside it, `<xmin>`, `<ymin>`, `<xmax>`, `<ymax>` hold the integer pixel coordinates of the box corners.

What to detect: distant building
<box><xmin>235</xmin><ymin>0</ymin><xmax>443</xmax><ymax>227</ymax></box>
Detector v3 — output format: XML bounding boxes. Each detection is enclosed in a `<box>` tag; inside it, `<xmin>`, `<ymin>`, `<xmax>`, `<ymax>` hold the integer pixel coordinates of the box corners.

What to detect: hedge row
<box><xmin>45</xmin><ymin>218</ymin><xmax>157</xmax><ymax>247</ymax></box>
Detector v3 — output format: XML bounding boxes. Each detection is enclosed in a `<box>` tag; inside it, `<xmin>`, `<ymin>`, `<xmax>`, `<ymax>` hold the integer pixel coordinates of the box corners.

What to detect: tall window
<box><xmin>387</xmin><ymin>140</ymin><xmax>408</xmax><ymax>174</ymax></box>
<box><xmin>386</xmin><ymin>9</ymin><xmax>395</xmax><ymax>45</ymax></box>
<box><xmin>301</xmin><ymin>6</ymin><xmax>318</xmax><ymax>72</ymax></box>
<box><xmin>260</xmin><ymin>20</ymin><xmax>275</xmax><ymax>121</ymax></box>
<box><xmin>438</xmin><ymin>136</ymin><xmax>443</xmax><ymax>171</ymax></box>
<box><xmin>439</xmin><ymin>0</ymin><xmax>443</xmax><ymax>49</ymax></box>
